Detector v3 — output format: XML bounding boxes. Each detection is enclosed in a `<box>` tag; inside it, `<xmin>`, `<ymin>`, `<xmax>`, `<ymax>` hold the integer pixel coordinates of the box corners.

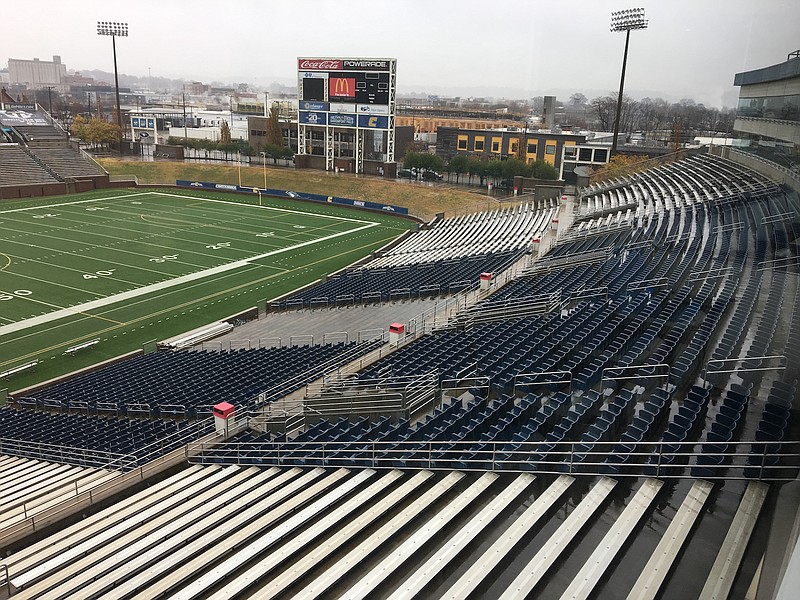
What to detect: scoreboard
<box><xmin>296</xmin><ymin>57</ymin><xmax>397</xmax><ymax>172</ymax></box>
<box><xmin>297</xmin><ymin>57</ymin><xmax>396</xmax><ymax>128</ymax></box>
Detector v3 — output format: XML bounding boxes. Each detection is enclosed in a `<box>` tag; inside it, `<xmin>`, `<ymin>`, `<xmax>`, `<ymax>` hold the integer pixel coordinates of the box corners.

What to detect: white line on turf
<box><xmin>0</xmin><ymin>221</ymin><xmax>379</xmax><ymax>337</ymax></box>
<box><xmin>0</xmin><ymin>191</ymin><xmax>152</xmax><ymax>214</ymax></box>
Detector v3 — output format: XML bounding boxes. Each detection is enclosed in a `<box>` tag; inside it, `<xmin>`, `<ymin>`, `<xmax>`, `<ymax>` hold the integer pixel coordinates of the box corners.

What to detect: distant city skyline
<box><xmin>4</xmin><ymin>0</ymin><xmax>798</xmax><ymax>108</ymax></box>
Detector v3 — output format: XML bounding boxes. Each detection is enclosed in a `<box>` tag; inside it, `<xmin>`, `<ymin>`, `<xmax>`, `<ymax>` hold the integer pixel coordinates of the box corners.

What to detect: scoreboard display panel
<box><xmin>297</xmin><ymin>56</ymin><xmax>396</xmax><ymax>170</ymax></box>
<box><xmin>298</xmin><ymin>58</ymin><xmax>395</xmax><ymax>113</ymax></box>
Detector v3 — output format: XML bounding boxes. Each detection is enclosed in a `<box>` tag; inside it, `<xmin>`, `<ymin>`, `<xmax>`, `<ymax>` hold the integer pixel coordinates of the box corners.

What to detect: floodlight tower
<box><xmin>97</xmin><ymin>21</ymin><xmax>128</xmax><ymax>151</ymax></box>
<box><xmin>610</xmin><ymin>8</ymin><xmax>647</xmax><ymax>153</ymax></box>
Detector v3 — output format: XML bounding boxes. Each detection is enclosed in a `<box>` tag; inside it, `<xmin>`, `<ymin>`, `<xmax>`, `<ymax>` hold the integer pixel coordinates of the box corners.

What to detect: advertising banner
<box><xmin>327</xmin><ymin>113</ymin><xmax>357</xmax><ymax>127</ymax></box>
<box><xmin>329</xmin><ymin>102</ymin><xmax>356</xmax><ymax>113</ymax></box>
<box><xmin>329</xmin><ymin>77</ymin><xmax>356</xmax><ymax>99</ymax></box>
<box><xmin>300</xmin><ymin>101</ymin><xmax>329</xmax><ymax>111</ymax></box>
<box><xmin>357</xmin><ymin>104</ymin><xmax>389</xmax><ymax>115</ymax></box>
<box><xmin>176</xmin><ymin>180</ymin><xmax>409</xmax><ymax>215</ymax></box>
<box><xmin>299</xmin><ymin>111</ymin><xmax>327</xmax><ymax>125</ymax></box>
<box><xmin>342</xmin><ymin>59</ymin><xmax>390</xmax><ymax>71</ymax></box>
<box><xmin>0</xmin><ymin>109</ymin><xmax>48</xmax><ymax>126</ymax></box>
<box><xmin>357</xmin><ymin>114</ymin><xmax>389</xmax><ymax>129</ymax></box>
<box><xmin>298</xmin><ymin>58</ymin><xmax>342</xmax><ymax>71</ymax></box>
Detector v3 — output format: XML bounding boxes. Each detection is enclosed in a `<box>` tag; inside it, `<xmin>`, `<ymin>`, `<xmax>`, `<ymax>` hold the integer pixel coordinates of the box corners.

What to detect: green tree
<box><xmin>266</xmin><ymin>103</ymin><xmax>284</xmax><ymax>147</ymax></box>
<box><xmin>71</xmin><ymin>115</ymin><xmax>120</xmax><ymax>150</ymax></box>
<box><xmin>219</xmin><ymin>120</ymin><xmax>232</xmax><ymax>144</ymax></box>
<box><xmin>529</xmin><ymin>159</ymin><xmax>558</xmax><ymax>180</ymax></box>
<box><xmin>449</xmin><ymin>154</ymin><xmax>468</xmax><ymax>183</ymax></box>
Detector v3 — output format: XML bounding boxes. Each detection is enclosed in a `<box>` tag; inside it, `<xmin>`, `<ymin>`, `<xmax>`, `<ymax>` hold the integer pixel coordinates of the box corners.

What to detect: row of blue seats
<box><xmin>273</xmin><ymin>251</ymin><xmax>521</xmax><ymax>309</ymax></box>
<box><xmin>691</xmin><ymin>383</ymin><xmax>752</xmax><ymax>478</ymax></box>
<box><xmin>0</xmin><ymin>406</ymin><xmax>203</xmax><ymax>468</ymax></box>
<box><xmin>19</xmin><ymin>342</ymin><xmax>366</xmax><ymax>416</ymax></box>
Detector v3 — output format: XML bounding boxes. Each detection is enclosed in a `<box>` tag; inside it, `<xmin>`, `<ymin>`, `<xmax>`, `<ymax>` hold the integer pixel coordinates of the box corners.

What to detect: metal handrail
<box><xmin>186</xmin><ymin>438</ymin><xmax>800</xmax><ymax>481</ymax></box>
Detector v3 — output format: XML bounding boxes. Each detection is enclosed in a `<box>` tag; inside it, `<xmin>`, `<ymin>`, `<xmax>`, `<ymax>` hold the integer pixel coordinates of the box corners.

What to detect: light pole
<box><xmin>259</xmin><ymin>151</ymin><xmax>267</xmax><ymax>190</ymax></box>
<box><xmin>97</xmin><ymin>21</ymin><xmax>128</xmax><ymax>153</ymax></box>
<box><xmin>610</xmin><ymin>8</ymin><xmax>647</xmax><ymax>154</ymax></box>
<box><xmin>45</xmin><ymin>86</ymin><xmax>54</xmax><ymax>115</ymax></box>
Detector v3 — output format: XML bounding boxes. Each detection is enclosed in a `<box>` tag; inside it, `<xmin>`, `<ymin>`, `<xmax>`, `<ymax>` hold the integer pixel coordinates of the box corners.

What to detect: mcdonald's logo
<box><xmin>330</xmin><ymin>77</ymin><xmax>356</xmax><ymax>98</ymax></box>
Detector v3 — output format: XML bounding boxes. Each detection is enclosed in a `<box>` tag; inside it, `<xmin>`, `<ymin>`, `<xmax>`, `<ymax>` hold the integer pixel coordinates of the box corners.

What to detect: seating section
<box><xmin>20</xmin><ymin>341</ymin><xmax>378</xmax><ymax>417</ymax></box>
<box><xmin>13</xmin><ymin>124</ymin><xmax>66</xmax><ymax>142</ymax></box>
<box><xmin>0</xmin><ymin>407</ymin><xmax>205</xmax><ymax>468</ymax></box>
<box><xmin>0</xmin><ymin>152</ymin><xmax>797</xmax><ymax>600</ymax></box>
<box><xmin>29</xmin><ymin>147</ymin><xmax>106</xmax><ymax>178</ymax></box>
<box><xmin>0</xmin><ymin>145</ymin><xmax>60</xmax><ymax>185</ymax></box>
<box><xmin>274</xmin><ymin>250</ymin><xmax>520</xmax><ymax>309</ymax></box>
<box><xmin>203</xmin><ymin>154</ymin><xmax>797</xmax><ymax>480</ymax></box>
<box><xmin>274</xmin><ymin>204</ymin><xmax>554</xmax><ymax>309</ymax></box>
<box><xmin>370</xmin><ymin>203</ymin><xmax>554</xmax><ymax>268</ymax></box>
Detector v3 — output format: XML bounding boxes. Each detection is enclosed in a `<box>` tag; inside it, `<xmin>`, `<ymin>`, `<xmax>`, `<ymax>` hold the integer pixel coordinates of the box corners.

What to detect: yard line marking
<box><xmin>0</xmin><ymin>221</ymin><xmax>379</xmax><ymax>338</ymax></box>
<box><xmin>0</xmin><ymin>229</ymin><xmax>401</xmax><ymax>367</ymax></box>
<box><xmin>3</xmin><ymin>201</ymin><xmax>357</xmax><ymax>267</ymax></box>
<box><xmin>0</xmin><ymin>191</ymin><xmax>152</xmax><ymax>214</ymax></box>
<box><xmin>0</xmin><ymin>253</ymin><xmax>11</xmax><ymax>272</ymax></box>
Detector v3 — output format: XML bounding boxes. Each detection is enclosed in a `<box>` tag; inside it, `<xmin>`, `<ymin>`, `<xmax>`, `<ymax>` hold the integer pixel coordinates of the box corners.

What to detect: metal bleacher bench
<box><xmin>64</xmin><ymin>340</ymin><xmax>99</xmax><ymax>355</ymax></box>
<box><xmin>0</xmin><ymin>360</ymin><xmax>39</xmax><ymax>379</ymax></box>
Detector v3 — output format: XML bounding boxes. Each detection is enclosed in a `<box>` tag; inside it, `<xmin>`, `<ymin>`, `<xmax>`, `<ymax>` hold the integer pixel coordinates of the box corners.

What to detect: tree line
<box><xmin>403</xmin><ymin>152</ymin><xmax>557</xmax><ymax>186</ymax></box>
<box><xmin>563</xmin><ymin>93</ymin><xmax>736</xmax><ymax>144</ymax></box>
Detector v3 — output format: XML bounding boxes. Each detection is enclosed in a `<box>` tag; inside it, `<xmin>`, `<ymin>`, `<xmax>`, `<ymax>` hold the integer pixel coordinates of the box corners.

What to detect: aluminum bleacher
<box><xmin>0</xmin><ymin>145</ymin><xmax>60</xmax><ymax>186</ymax></box>
<box><xmin>28</xmin><ymin>147</ymin><xmax>106</xmax><ymax>178</ymax></box>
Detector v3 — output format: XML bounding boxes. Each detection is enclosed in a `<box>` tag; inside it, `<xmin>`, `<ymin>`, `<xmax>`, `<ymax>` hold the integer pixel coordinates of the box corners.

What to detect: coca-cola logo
<box><xmin>298</xmin><ymin>59</ymin><xmax>342</xmax><ymax>70</ymax></box>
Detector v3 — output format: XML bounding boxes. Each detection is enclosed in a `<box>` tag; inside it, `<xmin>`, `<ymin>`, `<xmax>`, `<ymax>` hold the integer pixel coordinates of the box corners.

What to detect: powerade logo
<box><xmin>342</xmin><ymin>60</ymin><xmax>389</xmax><ymax>70</ymax></box>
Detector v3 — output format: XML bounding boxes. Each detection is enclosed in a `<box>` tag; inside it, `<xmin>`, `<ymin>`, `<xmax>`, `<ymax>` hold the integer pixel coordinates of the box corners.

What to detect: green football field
<box><xmin>0</xmin><ymin>188</ymin><xmax>414</xmax><ymax>392</ymax></box>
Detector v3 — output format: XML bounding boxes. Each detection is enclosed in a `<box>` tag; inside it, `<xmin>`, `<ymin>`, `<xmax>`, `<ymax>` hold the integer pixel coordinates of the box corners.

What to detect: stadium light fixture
<box><xmin>97</xmin><ymin>21</ymin><xmax>129</xmax><ymax>153</ymax></box>
<box><xmin>609</xmin><ymin>8</ymin><xmax>647</xmax><ymax>153</ymax></box>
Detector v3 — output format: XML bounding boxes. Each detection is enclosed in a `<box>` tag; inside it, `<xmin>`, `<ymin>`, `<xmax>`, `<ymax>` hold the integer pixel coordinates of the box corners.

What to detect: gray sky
<box><xmin>5</xmin><ymin>0</ymin><xmax>798</xmax><ymax>107</ymax></box>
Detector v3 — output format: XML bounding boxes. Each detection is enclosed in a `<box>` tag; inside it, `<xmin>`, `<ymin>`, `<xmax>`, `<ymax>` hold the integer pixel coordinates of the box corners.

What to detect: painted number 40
<box><xmin>83</xmin><ymin>269</ymin><xmax>115</xmax><ymax>279</ymax></box>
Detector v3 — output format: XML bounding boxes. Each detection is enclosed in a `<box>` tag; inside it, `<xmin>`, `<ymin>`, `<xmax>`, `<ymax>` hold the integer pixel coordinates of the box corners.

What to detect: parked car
<box><xmin>421</xmin><ymin>170</ymin><xmax>443</xmax><ymax>181</ymax></box>
<box><xmin>397</xmin><ymin>168</ymin><xmax>415</xmax><ymax>178</ymax></box>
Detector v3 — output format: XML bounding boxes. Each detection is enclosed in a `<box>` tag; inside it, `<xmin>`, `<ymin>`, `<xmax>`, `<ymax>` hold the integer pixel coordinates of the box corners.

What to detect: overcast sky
<box><xmin>5</xmin><ymin>0</ymin><xmax>798</xmax><ymax>107</ymax></box>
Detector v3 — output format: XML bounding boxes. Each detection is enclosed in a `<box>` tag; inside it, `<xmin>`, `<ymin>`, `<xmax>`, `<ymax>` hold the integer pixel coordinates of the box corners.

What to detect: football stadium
<box><xmin>1</xmin><ymin>45</ymin><xmax>800</xmax><ymax>600</ymax></box>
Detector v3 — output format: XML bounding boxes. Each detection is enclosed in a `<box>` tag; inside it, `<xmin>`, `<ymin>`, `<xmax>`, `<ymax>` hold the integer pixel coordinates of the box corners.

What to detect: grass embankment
<box><xmin>98</xmin><ymin>158</ymin><xmax>508</xmax><ymax>221</ymax></box>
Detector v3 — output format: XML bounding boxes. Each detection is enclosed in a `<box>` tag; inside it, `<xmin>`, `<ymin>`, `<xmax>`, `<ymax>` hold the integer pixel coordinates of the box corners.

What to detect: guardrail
<box><xmin>187</xmin><ymin>439</ymin><xmax>800</xmax><ymax>481</ymax></box>
<box><xmin>0</xmin><ymin>437</ymin><xmax>136</xmax><ymax>471</ymax></box>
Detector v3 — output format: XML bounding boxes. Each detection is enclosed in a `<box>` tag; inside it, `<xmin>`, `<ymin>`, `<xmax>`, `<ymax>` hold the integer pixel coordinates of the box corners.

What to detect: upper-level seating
<box><xmin>0</xmin><ymin>145</ymin><xmax>60</xmax><ymax>185</ymax></box>
<box><xmin>274</xmin><ymin>250</ymin><xmax>521</xmax><ymax>309</ymax></box>
<box><xmin>14</xmin><ymin>124</ymin><xmax>66</xmax><ymax>142</ymax></box>
<box><xmin>368</xmin><ymin>204</ymin><xmax>554</xmax><ymax>268</ymax></box>
<box><xmin>29</xmin><ymin>147</ymin><xmax>105</xmax><ymax>178</ymax></box>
